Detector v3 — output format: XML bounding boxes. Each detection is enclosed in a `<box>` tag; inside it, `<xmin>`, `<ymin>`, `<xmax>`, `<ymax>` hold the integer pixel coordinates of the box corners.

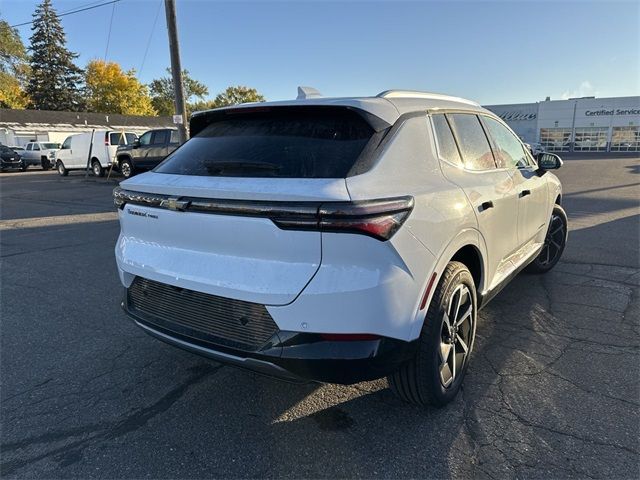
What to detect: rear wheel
<box><xmin>92</xmin><ymin>159</ymin><xmax>104</xmax><ymax>177</ymax></box>
<box><xmin>526</xmin><ymin>205</ymin><xmax>568</xmax><ymax>274</ymax></box>
<box><xmin>57</xmin><ymin>161</ymin><xmax>68</xmax><ymax>177</ymax></box>
<box><xmin>389</xmin><ymin>261</ymin><xmax>477</xmax><ymax>407</ymax></box>
<box><xmin>119</xmin><ymin>158</ymin><xmax>133</xmax><ymax>178</ymax></box>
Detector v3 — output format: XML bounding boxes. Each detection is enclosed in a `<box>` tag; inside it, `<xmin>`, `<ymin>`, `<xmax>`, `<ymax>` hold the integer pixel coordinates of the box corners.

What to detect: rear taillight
<box><xmin>105</xmin><ymin>132</ymin><xmax>110</xmax><ymax>146</ymax></box>
<box><xmin>114</xmin><ymin>187</ymin><xmax>414</xmax><ymax>241</ymax></box>
<box><xmin>275</xmin><ymin>196</ymin><xmax>414</xmax><ymax>241</ymax></box>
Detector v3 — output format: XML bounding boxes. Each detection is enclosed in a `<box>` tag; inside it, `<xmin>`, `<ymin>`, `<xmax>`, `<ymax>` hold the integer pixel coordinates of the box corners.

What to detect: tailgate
<box><xmin>115</xmin><ymin>173</ymin><xmax>351</xmax><ymax>306</ymax></box>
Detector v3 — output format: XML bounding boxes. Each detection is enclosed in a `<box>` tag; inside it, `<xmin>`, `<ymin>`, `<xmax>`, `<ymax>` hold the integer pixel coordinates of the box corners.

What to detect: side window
<box><xmin>152</xmin><ymin>130</ymin><xmax>169</xmax><ymax>145</ymax></box>
<box><xmin>139</xmin><ymin>131</ymin><xmax>152</xmax><ymax>146</ymax></box>
<box><xmin>33</xmin><ymin>143</ymin><xmax>40</xmax><ymax>151</ymax></box>
<box><xmin>61</xmin><ymin>137</ymin><xmax>72</xmax><ymax>149</ymax></box>
<box><xmin>431</xmin><ymin>114</ymin><xmax>462</xmax><ymax>167</ymax></box>
<box><xmin>26</xmin><ymin>143</ymin><xmax>33</xmax><ymax>151</ymax></box>
<box><xmin>170</xmin><ymin>130</ymin><xmax>179</xmax><ymax>143</ymax></box>
<box><xmin>447</xmin><ymin>114</ymin><xmax>496</xmax><ymax>171</ymax></box>
<box><xmin>483</xmin><ymin>117</ymin><xmax>528</xmax><ymax>168</ymax></box>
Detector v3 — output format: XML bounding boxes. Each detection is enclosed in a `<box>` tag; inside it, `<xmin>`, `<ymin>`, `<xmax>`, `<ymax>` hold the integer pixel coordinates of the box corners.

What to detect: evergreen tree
<box><xmin>26</xmin><ymin>0</ymin><xmax>84</xmax><ymax>111</ymax></box>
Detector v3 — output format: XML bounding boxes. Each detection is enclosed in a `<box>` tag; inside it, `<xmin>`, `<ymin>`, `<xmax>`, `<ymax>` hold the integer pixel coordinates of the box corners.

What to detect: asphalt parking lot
<box><xmin>1</xmin><ymin>155</ymin><xmax>639</xmax><ymax>479</ymax></box>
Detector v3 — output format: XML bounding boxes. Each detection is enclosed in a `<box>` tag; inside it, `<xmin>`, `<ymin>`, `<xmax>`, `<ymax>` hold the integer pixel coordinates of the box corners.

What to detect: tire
<box><xmin>388</xmin><ymin>261</ymin><xmax>477</xmax><ymax>407</ymax></box>
<box><xmin>92</xmin><ymin>159</ymin><xmax>105</xmax><ymax>177</ymax></box>
<box><xmin>41</xmin><ymin>157</ymin><xmax>51</xmax><ymax>170</ymax></box>
<box><xmin>526</xmin><ymin>205</ymin><xmax>568</xmax><ymax>274</ymax></box>
<box><xmin>119</xmin><ymin>158</ymin><xmax>133</xmax><ymax>178</ymax></box>
<box><xmin>57</xmin><ymin>161</ymin><xmax>69</xmax><ymax>177</ymax></box>
<box><xmin>21</xmin><ymin>161</ymin><xmax>28</xmax><ymax>171</ymax></box>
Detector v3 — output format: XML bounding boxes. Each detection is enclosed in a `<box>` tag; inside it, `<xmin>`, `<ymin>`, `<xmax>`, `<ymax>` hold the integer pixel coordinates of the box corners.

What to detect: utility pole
<box><xmin>164</xmin><ymin>0</ymin><xmax>188</xmax><ymax>144</ymax></box>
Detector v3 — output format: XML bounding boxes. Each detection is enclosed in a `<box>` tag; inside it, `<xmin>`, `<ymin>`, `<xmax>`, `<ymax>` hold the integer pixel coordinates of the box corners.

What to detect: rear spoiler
<box><xmin>189</xmin><ymin>105</ymin><xmax>392</xmax><ymax>137</ymax></box>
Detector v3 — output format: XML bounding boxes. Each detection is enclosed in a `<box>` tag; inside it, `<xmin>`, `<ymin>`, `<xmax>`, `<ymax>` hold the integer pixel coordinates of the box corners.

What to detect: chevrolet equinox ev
<box><xmin>114</xmin><ymin>90</ymin><xmax>567</xmax><ymax>407</ymax></box>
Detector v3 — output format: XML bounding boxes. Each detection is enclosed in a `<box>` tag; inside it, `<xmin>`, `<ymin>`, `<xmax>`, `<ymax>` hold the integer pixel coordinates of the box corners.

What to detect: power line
<box><xmin>138</xmin><ymin>0</ymin><xmax>163</xmax><ymax>77</ymax></box>
<box><xmin>11</xmin><ymin>0</ymin><xmax>122</xmax><ymax>28</ymax></box>
<box><xmin>104</xmin><ymin>0</ymin><xmax>117</xmax><ymax>60</ymax></box>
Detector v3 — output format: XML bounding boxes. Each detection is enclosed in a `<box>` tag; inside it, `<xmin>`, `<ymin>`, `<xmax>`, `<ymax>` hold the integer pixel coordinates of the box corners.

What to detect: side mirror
<box><xmin>132</xmin><ymin>139</ymin><xmax>140</xmax><ymax>148</ymax></box>
<box><xmin>536</xmin><ymin>152</ymin><xmax>563</xmax><ymax>171</ymax></box>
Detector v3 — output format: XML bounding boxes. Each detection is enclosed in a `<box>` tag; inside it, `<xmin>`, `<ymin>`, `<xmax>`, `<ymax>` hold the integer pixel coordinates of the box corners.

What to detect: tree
<box><xmin>188</xmin><ymin>86</ymin><xmax>266</xmax><ymax>116</ymax></box>
<box><xmin>0</xmin><ymin>19</ymin><xmax>30</xmax><ymax>108</ymax></box>
<box><xmin>149</xmin><ymin>68</ymin><xmax>208</xmax><ymax>116</ymax></box>
<box><xmin>85</xmin><ymin>60</ymin><xmax>156</xmax><ymax>116</ymax></box>
<box><xmin>26</xmin><ymin>0</ymin><xmax>84</xmax><ymax>111</ymax></box>
<box><xmin>211</xmin><ymin>86</ymin><xmax>265</xmax><ymax>108</ymax></box>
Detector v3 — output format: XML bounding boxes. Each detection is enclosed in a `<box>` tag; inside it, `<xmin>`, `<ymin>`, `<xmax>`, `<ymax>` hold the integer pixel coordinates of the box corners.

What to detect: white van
<box><xmin>55</xmin><ymin>130</ymin><xmax>137</xmax><ymax>177</ymax></box>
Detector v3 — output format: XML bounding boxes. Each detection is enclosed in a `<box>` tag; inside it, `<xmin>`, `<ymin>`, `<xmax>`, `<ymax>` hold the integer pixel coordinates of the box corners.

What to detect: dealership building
<box><xmin>485</xmin><ymin>96</ymin><xmax>640</xmax><ymax>152</ymax></box>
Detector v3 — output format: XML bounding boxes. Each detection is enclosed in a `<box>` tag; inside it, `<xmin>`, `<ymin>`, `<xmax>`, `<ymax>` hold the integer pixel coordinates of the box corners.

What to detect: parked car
<box><xmin>55</xmin><ymin>130</ymin><xmax>137</xmax><ymax>177</ymax></box>
<box><xmin>0</xmin><ymin>144</ymin><xmax>26</xmax><ymax>171</ymax></box>
<box><xmin>21</xmin><ymin>141</ymin><xmax>61</xmax><ymax>170</ymax></box>
<box><xmin>113</xmin><ymin>90</ymin><xmax>566</xmax><ymax>407</ymax></box>
<box><xmin>115</xmin><ymin>128</ymin><xmax>179</xmax><ymax>178</ymax></box>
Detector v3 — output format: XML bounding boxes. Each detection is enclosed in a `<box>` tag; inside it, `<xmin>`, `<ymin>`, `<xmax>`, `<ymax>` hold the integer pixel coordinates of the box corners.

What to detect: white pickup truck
<box><xmin>21</xmin><ymin>141</ymin><xmax>61</xmax><ymax>170</ymax></box>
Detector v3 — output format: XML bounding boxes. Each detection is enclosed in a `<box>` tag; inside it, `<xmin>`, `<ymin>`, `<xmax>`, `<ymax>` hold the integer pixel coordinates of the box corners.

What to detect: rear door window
<box><xmin>170</xmin><ymin>130</ymin><xmax>179</xmax><ymax>143</ymax></box>
<box><xmin>110</xmin><ymin>133</ymin><xmax>137</xmax><ymax>145</ymax></box>
<box><xmin>447</xmin><ymin>114</ymin><xmax>497</xmax><ymax>171</ymax></box>
<box><xmin>151</xmin><ymin>130</ymin><xmax>169</xmax><ymax>145</ymax></box>
<box><xmin>431</xmin><ymin>114</ymin><xmax>462</xmax><ymax>167</ymax></box>
<box><xmin>155</xmin><ymin>108</ymin><xmax>375</xmax><ymax>178</ymax></box>
<box><xmin>26</xmin><ymin>143</ymin><xmax>33</xmax><ymax>151</ymax></box>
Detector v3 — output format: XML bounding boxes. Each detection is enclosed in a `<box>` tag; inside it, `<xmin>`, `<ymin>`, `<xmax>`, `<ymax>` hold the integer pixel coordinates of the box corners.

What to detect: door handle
<box><xmin>519</xmin><ymin>189</ymin><xmax>531</xmax><ymax>198</ymax></box>
<box><xmin>479</xmin><ymin>201</ymin><xmax>494</xmax><ymax>212</ymax></box>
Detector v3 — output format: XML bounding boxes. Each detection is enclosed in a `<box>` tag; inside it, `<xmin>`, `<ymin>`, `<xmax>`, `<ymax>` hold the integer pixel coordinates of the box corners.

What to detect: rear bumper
<box><xmin>122</xmin><ymin>297</ymin><xmax>417</xmax><ymax>384</ymax></box>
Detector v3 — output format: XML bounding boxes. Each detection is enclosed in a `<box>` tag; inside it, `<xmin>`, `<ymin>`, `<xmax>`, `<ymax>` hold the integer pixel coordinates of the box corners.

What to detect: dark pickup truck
<box><xmin>116</xmin><ymin>128</ymin><xmax>179</xmax><ymax>178</ymax></box>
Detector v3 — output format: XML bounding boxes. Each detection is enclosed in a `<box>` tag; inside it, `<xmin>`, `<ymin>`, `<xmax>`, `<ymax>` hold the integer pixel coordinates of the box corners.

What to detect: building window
<box><xmin>540</xmin><ymin>128</ymin><xmax>572</xmax><ymax>152</ymax></box>
<box><xmin>574</xmin><ymin>127</ymin><xmax>608</xmax><ymax>152</ymax></box>
<box><xmin>611</xmin><ymin>126</ymin><xmax>640</xmax><ymax>152</ymax></box>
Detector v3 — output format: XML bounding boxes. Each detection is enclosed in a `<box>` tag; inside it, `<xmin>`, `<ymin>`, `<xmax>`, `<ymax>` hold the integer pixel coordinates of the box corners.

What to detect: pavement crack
<box><xmin>0</xmin><ymin>363</ymin><xmax>222</xmax><ymax>476</ymax></box>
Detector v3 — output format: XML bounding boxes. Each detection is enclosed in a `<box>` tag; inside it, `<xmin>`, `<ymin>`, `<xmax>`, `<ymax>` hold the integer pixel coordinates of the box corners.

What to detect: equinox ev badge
<box><xmin>161</xmin><ymin>197</ymin><xmax>190</xmax><ymax>211</ymax></box>
<box><xmin>126</xmin><ymin>208</ymin><xmax>158</xmax><ymax>219</ymax></box>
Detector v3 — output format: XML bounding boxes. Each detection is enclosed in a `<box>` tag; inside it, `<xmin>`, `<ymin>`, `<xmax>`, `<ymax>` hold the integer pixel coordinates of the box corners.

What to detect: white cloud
<box><xmin>561</xmin><ymin>81</ymin><xmax>597</xmax><ymax>100</ymax></box>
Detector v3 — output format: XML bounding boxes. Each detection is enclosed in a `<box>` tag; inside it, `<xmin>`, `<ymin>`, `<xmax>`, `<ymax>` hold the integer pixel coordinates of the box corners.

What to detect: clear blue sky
<box><xmin>2</xmin><ymin>0</ymin><xmax>639</xmax><ymax>104</ymax></box>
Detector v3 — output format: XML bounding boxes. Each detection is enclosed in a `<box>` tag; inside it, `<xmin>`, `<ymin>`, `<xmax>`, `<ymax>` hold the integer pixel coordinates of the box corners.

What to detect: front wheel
<box><xmin>20</xmin><ymin>161</ymin><xmax>28</xmax><ymax>171</ymax></box>
<box><xmin>41</xmin><ymin>157</ymin><xmax>51</xmax><ymax>170</ymax></box>
<box><xmin>57</xmin><ymin>161</ymin><xmax>69</xmax><ymax>177</ymax></box>
<box><xmin>388</xmin><ymin>261</ymin><xmax>477</xmax><ymax>407</ymax></box>
<box><xmin>526</xmin><ymin>205</ymin><xmax>568</xmax><ymax>274</ymax></box>
<box><xmin>119</xmin><ymin>158</ymin><xmax>133</xmax><ymax>178</ymax></box>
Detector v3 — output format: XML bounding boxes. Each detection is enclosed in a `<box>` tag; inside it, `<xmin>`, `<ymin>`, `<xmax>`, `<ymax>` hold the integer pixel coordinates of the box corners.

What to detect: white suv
<box><xmin>113</xmin><ymin>90</ymin><xmax>567</xmax><ymax>407</ymax></box>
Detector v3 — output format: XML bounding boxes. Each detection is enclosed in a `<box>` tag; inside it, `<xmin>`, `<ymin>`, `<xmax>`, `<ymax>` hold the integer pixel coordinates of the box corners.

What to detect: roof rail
<box><xmin>376</xmin><ymin>90</ymin><xmax>480</xmax><ymax>107</ymax></box>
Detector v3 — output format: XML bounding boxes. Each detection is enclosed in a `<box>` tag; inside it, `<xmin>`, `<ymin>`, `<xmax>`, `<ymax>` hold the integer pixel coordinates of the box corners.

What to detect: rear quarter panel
<box><xmin>344</xmin><ymin>115</ymin><xmax>483</xmax><ymax>341</ymax></box>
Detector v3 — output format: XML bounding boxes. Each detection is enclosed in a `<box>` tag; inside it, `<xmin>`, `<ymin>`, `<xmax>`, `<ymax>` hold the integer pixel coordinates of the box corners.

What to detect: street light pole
<box><xmin>164</xmin><ymin>0</ymin><xmax>188</xmax><ymax>144</ymax></box>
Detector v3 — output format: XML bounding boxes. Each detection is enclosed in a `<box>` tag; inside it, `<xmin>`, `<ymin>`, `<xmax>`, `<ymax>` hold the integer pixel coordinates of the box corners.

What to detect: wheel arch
<box><xmin>450</xmin><ymin>245</ymin><xmax>483</xmax><ymax>293</ymax></box>
<box><xmin>117</xmin><ymin>154</ymin><xmax>132</xmax><ymax>164</ymax></box>
<box><xmin>410</xmin><ymin>228</ymin><xmax>487</xmax><ymax>340</ymax></box>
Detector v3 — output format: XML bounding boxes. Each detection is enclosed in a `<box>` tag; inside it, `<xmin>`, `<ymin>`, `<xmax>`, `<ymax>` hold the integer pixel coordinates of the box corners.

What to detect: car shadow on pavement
<box><xmin>236</xmin><ymin>216</ymin><xmax>639</xmax><ymax>478</ymax></box>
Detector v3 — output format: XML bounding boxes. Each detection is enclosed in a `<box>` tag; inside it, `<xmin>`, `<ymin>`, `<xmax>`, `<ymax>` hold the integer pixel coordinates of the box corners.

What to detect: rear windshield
<box><xmin>154</xmin><ymin>109</ymin><xmax>375</xmax><ymax>178</ymax></box>
<box><xmin>110</xmin><ymin>133</ymin><xmax>137</xmax><ymax>145</ymax></box>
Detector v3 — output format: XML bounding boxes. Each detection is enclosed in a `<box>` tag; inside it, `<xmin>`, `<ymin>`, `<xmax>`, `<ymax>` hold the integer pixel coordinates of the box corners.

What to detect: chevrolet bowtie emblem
<box><xmin>162</xmin><ymin>197</ymin><xmax>190</xmax><ymax>211</ymax></box>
